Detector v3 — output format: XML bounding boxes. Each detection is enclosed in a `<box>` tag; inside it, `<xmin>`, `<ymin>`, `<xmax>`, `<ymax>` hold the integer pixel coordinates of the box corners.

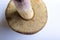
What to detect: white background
<box><xmin>0</xmin><ymin>0</ymin><xmax>60</xmax><ymax>40</ymax></box>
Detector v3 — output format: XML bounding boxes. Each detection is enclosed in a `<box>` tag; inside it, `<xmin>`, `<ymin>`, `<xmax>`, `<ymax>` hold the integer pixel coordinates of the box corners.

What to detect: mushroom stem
<box><xmin>13</xmin><ymin>0</ymin><xmax>34</xmax><ymax>20</ymax></box>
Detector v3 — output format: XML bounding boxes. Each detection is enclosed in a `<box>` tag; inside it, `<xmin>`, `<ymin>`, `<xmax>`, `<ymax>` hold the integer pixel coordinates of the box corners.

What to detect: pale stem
<box><xmin>13</xmin><ymin>0</ymin><xmax>34</xmax><ymax>20</ymax></box>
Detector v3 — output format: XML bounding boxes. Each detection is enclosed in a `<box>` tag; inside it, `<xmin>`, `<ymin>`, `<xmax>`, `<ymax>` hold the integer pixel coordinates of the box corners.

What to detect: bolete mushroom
<box><xmin>5</xmin><ymin>0</ymin><xmax>48</xmax><ymax>34</ymax></box>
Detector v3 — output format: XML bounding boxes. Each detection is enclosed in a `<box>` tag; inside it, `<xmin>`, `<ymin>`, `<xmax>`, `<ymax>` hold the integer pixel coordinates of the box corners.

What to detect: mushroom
<box><xmin>5</xmin><ymin>0</ymin><xmax>47</xmax><ymax>34</ymax></box>
<box><xmin>13</xmin><ymin>0</ymin><xmax>34</xmax><ymax>20</ymax></box>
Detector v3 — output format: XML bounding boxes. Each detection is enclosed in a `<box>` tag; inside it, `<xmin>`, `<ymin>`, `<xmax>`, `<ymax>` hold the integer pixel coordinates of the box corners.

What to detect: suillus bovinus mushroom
<box><xmin>5</xmin><ymin>0</ymin><xmax>48</xmax><ymax>34</ymax></box>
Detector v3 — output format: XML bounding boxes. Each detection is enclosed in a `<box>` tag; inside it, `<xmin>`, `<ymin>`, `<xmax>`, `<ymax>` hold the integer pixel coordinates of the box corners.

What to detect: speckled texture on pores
<box><xmin>5</xmin><ymin>0</ymin><xmax>48</xmax><ymax>34</ymax></box>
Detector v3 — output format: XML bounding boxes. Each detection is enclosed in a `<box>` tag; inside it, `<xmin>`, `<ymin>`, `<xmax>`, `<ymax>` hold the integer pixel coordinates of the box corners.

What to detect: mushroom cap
<box><xmin>5</xmin><ymin>0</ymin><xmax>48</xmax><ymax>34</ymax></box>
